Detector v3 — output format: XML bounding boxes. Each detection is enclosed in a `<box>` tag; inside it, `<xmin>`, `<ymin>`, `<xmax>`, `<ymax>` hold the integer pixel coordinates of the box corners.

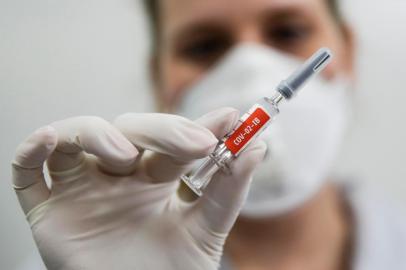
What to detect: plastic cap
<box><xmin>277</xmin><ymin>48</ymin><xmax>333</xmax><ymax>99</ymax></box>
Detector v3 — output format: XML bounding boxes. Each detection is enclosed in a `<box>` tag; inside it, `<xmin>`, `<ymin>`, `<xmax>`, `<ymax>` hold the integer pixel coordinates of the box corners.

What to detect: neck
<box><xmin>225</xmin><ymin>183</ymin><xmax>353</xmax><ymax>270</ymax></box>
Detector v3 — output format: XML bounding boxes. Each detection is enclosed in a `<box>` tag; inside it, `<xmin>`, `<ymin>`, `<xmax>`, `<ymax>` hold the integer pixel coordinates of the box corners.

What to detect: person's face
<box><xmin>153</xmin><ymin>0</ymin><xmax>353</xmax><ymax>111</ymax></box>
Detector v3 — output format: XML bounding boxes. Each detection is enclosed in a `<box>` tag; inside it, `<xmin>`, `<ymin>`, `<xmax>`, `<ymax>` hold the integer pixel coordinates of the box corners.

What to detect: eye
<box><xmin>265</xmin><ymin>23</ymin><xmax>312</xmax><ymax>49</ymax></box>
<box><xmin>176</xmin><ymin>35</ymin><xmax>231</xmax><ymax>66</ymax></box>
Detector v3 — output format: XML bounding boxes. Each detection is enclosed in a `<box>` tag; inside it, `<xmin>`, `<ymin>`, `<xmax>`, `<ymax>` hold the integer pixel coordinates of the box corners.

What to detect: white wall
<box><xmin>337</xmin><ymin>0</ymin><xmax>406</xmax><ymax>204</ymax></box>
<box><xmin>0</xmin><ymin>0</ymin><xmax>405</xmax><ymax>269</ymax></box>
<box><xmin>0</xmin><ymin>1</ymin><xmax>151</xmax><ymax>269</ymax></box>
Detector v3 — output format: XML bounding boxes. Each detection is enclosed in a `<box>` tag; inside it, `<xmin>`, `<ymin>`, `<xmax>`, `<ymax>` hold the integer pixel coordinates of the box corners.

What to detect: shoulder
<box><xmin>342</xmin><ymin>180</ymin><xmax>406</xmax><ymax>270</ymax></box>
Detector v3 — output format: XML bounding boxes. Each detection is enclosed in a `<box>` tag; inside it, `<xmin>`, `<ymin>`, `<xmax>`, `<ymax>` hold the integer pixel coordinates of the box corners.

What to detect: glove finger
<box><xmin>194</xmin><ymin>107</ymin><xmax>240</xmax><ymax>141</ymax></box>
<box><xmin>47</xmin><ymin>116</ymin><xmax>139</xmax><ymax>176</ymax></box>
<box><xmin>12</xmin><ymin>126</ymin><xmax>57</xmax><ymax>214</ymax></box>
<box><xmin>191</xmin><ymin>140</ymin><xmax>267</xmax><ymax>235</ymax></box>
<box><xmin>114</xmin><ymin>108</ymin><xmax>239</xmax><ymax>183</ymax></box>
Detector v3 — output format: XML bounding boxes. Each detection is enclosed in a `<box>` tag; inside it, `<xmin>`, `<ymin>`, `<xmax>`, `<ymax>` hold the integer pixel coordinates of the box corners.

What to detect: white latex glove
<box><xmin>12</xmin><ymin>108</ymin><xmax>266</xmax><ymax>270</ymax></box>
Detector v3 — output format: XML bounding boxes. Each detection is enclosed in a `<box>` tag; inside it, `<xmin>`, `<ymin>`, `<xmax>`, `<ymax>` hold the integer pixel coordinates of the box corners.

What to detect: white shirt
<box><xmin>220</xmin><ymin>182</ymin><xmax>406</xmax><ymax>270</ymax></box>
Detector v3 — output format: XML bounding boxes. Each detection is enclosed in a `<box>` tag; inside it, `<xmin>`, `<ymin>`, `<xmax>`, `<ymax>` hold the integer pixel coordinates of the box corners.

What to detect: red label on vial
<box><xmin>225</xmin><ymin>107</ymin><xmax>271</xmax><ymax>155</ymax></box>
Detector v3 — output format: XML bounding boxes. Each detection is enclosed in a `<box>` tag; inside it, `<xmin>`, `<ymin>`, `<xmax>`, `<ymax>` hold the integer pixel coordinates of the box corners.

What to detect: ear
<box><xmin>340</xmin><ymin>23</ymin><xmax>356</xmax><ymax>80</ymax></box>
<box><xmin>149</xmin><ymin>53</ymin><xmax>167</xmax><ymax>112</ymax></box>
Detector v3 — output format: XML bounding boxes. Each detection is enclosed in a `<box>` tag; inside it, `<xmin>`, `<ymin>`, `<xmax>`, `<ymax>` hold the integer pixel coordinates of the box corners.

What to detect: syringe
<box><xmin>181</xmin><ymin>48</ymin><xmax>333</xmax><ymax>196</ymax></box>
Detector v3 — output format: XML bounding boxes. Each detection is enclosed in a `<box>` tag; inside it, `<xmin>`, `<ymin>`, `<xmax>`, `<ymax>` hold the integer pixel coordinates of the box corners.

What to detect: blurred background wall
<box><xmin>0</xmin><ymin>0</ymin><xmax>405</xmax><ymax>269</ymax></box>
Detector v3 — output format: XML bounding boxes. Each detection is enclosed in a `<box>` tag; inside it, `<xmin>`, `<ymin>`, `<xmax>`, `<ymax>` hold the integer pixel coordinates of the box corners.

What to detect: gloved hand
<box><xmin>12</xmin><ymin>108</ymin><xmax>266</xmax><ymax>270</ymax></box>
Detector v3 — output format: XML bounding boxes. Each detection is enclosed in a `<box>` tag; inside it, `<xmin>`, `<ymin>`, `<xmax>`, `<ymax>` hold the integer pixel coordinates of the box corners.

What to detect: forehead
<box><xmin>161</xmin><ymin>0</ymin><xmax>327</xmax><ymax>33</ymax></box>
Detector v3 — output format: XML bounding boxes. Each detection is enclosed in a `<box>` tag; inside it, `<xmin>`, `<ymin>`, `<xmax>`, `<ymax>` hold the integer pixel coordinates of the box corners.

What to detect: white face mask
<box><xmin>177</xmin><ymin>44</ymin><xmax>351</xmax><ymax>218</ymax></box>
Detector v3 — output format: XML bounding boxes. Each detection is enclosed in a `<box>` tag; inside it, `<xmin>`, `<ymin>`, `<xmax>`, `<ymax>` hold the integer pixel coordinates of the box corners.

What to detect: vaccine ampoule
<box><xmin>181</xmin><ymin>48</ymin><xmax>333</xmax><ymax>196</ymax></box>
